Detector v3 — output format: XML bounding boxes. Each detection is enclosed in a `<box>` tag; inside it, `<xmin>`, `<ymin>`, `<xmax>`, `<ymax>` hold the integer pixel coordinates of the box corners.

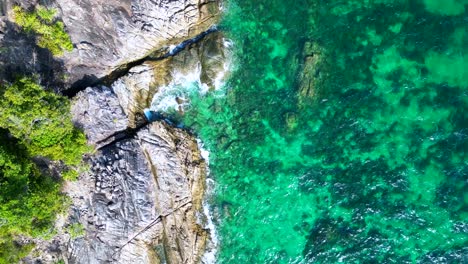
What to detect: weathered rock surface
<box><xmin>0</xmin><ymin>0</ymin><xmax>220</xmax><ymax>89</ymax></box>
<box><xmin>112</xmin><ymin>64</ymin><xmax>156</xmax><ymax>128</ymax></box>
<box><xmin>23</xmin><ymin>80</ymin><xmax>212</xmax><ymax>263</ymax></box>
<box><xmin>71</xmin><ymin>86</ymin><xmax>128</xmax><ymax>146</ymax></box>
<box><xmin>69</xmin><ymin>138</ymin><xmax>160</xmax><ymax>264</ymax></box>
<box><xmin>65</xmin><ymin>87</ymin><xmax>208</xmax><ymax>263</ymax></box>
<box><xmin>0</xmin><ymin>0</ymin><xmax>222</xmax><ymax>262</ymax></box>
<box><xmin>138</xmin><ymin>122</ymin><xmax>207</xmax><ymax>264</ymax></box>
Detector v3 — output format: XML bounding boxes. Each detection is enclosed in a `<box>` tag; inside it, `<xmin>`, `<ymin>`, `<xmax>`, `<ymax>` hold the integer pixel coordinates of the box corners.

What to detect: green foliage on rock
<box><xmin>0</xmin><ymin>130</ymin><xmax>65</xmax><ymax>262</ymax></box>
<box><xmin>13</xmin><ymin>5</ymin><xmax>73</xmax><ymax>56</ymax></box>
<box><xmin>0</xmin><ymin>77</ymin><xmax>91</xmax><ymax>166</ymax></box>
<box><xmin>66</xmin><ymin>223</ymin><xmax>85</xmax><ymax>239</ymax></box>
<box><xmin>0</xmin><ymin>234</ymin><xmax>34</xmax><ymax>264</ymax></box>
<box><xmin>0</xmin><ymin>77</ymin><xmax>91</xmax><ymax>262</ymax></box>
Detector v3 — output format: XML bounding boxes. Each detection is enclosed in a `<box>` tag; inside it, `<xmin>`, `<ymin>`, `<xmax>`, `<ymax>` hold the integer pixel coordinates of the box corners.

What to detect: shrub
<box><xmin>0</xmin><ymin>130</ymin><xmax>64</xmax><ymax>262</ymax></box>
<box><xmin>0</xmin><ymin>235</ymin><xmax>34</xmax><ymax>264</ymax></box>
<box><xmin>0</xmin><ymin>77</ymin><xmax>91</xmax><ymax>262</ymax></box>
<box><xmin>13</xmin><ymin>5</ymin><xmax>73</xmax><ymax>56</ymax></box>
<box><xmin>66</xmin><ymin>223</ymin><xmax>85</xmax><ymax>239</ymax></box>
<box><xmin>0</xmin><ymin>77</ymin><xmax>91</xmax><ymax>166</ymax></box>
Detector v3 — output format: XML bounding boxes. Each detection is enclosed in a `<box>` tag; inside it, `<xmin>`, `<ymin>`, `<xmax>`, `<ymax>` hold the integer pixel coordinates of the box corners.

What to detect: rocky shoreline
<box><xmin>0</xmin><ymin>0</ymin><xmax>226</xmax><ymax>263</ymax></box>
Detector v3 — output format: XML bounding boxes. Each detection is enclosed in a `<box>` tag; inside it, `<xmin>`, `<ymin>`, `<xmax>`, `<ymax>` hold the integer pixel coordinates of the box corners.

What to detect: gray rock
<box><xmin>0</xmin><ymin>0</ymin><xmax>220</xmax><ymax>90</ymax></box>
<box><xmin>68</xmin><ymin>139</ymin><xmax>160</xmax><ymax>264</ymax></box>
<box><xmin>112</xmin><ymin>64</ymin><xmax>155</xmax><ymax>127</ymax></box>
<box><xmin>57</xmin><ymin>83</ymin><xmax>209</xmax><ymax>263</ymax></box>
<box><xmin>62</xmin><ymin>122</ymin><xmax>209</xmax><ymax>264</ymax></box>
<box><xmin>1</xmin><ymin>0</ymin><xmax>222</xmax><ymax>262</ymax></box>
<box><xmin>138</xmin><ymin>122</ymin><xmax>208</xmax><ymax>263</ymax></box>
<box><xmin>71</xmin><ymin>86</ymin><xmax>128</xmax><ymax>146</ymax></box>
<box><xmin>55</xmin><ymin>0</ymin><xmax>221</xmax><ymax>87</ymax></box>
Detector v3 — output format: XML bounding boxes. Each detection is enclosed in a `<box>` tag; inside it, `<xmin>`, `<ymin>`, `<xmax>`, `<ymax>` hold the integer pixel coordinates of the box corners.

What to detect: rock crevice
<box><xmin>64</xmin><ymin>26</ymin><xmax>220</xmax><ymax>97</ymax></box>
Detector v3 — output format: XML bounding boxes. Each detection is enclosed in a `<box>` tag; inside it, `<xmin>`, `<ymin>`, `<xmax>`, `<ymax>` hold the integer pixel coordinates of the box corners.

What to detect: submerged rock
<box><xmin>297</xmin><ymin>41</ymin><xmax>324</xmax><ymax>107</ymax></box>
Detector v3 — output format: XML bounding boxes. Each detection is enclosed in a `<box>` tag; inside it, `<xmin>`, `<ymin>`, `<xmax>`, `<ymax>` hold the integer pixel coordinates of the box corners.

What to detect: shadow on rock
<box><xmin>64</xmin><ymin>73</ymin><xmax>100</xmax><ymax>97</ymax></box>
<box><xmin>0</xmin><ymin>19</ymin><xmax>66</xmax><ymax>91</ymax></box>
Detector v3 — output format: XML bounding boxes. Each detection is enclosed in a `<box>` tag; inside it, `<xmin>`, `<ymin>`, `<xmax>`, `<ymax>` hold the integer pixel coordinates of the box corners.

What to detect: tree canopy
<box><xmin>0</xmin><ymin>77</ymin><xmax>90</xmax><ymax>262</ymax></box>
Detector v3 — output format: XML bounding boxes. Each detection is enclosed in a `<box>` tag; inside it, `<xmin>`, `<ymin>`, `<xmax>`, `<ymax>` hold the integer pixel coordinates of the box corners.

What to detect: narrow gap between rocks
<box><xmin>63</xmin><ymin>26</ymin><xmax>219</xmax><ymax>98</ymax></box>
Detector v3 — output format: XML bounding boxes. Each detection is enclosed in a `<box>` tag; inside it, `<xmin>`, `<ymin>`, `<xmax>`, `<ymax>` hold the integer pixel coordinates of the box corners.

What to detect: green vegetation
<box><xmin>0</xmin><ymin>235</ymin><xmax>35</xmax><ymax>264</ymax></box>
<box><xmin>13</xmin><ymin>5</ymin><xmax>73</xmax><ymax>56</ymax></box>
<box><xmin>0</xmin><ymin>77</ymin><xmax>90</xmax><ymax>165</ymax></box>
<box><xmin>66</xmin><ymin>223</ymin><xmax>85</xmax><ymax>239</ymax></box>
<box><xmin>0</xmin><ymin>77</ymin><xmax>90</xmax><ymax>262</ymax></box>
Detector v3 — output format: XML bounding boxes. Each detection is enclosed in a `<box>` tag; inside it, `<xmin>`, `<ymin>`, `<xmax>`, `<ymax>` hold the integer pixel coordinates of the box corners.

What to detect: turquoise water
<box><xmin>165</xmin><ymin>0</ymin><xmax>467</xmax><ymax>262</ymax></box>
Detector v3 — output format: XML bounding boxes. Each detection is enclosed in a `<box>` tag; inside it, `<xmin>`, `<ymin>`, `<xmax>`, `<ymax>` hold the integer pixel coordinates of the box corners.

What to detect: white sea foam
<box><xmin>169</xmin><ymin>44</ymin><xmax>177</xmax><ymax>54</ymax></box>
<box><xmin>223</xmin><ymin>38</ymin><xmax>234</xmax><ymax>48</ymax></box>
<box><xmin>150</xmin><ymin>48</ymin><xmax>233</xmax><ymax>113</ymax></box>
<box><xmin>201</xmin><ymin>199</ymin><xmax>219</xmax><ymax>264</ymax></box>
<box><xmin>197</xmin><ymin>140</ymin><xmax>219</xmax><ymax>264</ymax></box>
<box><xmin>150</xmin><ymin>63</ymin><xmax>206</xmax><ymax>113</ymax></box>
<box><xmin>197</xmin><ymin>139</ymin><xmax>211</xmax><ymax>166</ymax></box>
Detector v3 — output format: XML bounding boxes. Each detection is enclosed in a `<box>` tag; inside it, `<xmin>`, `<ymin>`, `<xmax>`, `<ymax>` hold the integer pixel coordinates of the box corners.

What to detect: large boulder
<box><xmin>29</xmin><ymin>85</ymin><xmax>211</xmax><ymax>264</ymax></box>
<box><xmin>55</xmin><ymin>0</ymin><xmax>220</xmax><ymax>88</ymax></box>
<box><xmin>71</xmin><ymin>86</ymin><xmax>128</xmax><ymax>146</ymax></box>
<box><xmin>0</xmin><ymin>0</ymin><xmax>220</xmax><ymax>89</ymax></box>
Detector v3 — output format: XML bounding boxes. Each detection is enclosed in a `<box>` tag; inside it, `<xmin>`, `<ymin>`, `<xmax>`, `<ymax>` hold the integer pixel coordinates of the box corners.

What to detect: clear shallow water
<box><xmin>157</xmin><ymin>0</ymin><xmax>468</xmax><ymax>263</ymax></box>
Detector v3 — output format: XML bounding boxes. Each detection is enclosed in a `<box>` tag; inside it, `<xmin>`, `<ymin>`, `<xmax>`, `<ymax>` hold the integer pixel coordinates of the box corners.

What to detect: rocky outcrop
<box><xmin>11</xmin><ymin>71</ymin><xmax>218</xmax><ymax>264</ymax></box>
<box><xmin>0</xmin><ymin>0</ymin><xmax>220</xmax><ymax>90</ymax></box>
<box><xmin>138</xmin><ymin>122</ymin><xmax>207</xmax><ymax>263</ymax></box>
<box><xmin>71</xmin><ymin>86</ymin><xmax>129</xmax><ymax>146</ymax></box>
<box><xmin>0</xmin><ymin>0</ymin><xmax>223</xmax><ymax>262</ymax></box>
<box><xmin>57</xmin><ymin>0</ymin><xmax>221</xmax><ymax>88</ymax></box>
<box><xmin>65</xmin><ymin>86</ymin><xmax>209</xmax><ymax>263</ymax></box>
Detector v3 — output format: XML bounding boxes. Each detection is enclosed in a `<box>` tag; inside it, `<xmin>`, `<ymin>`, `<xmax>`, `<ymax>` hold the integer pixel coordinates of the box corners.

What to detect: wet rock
<box><xmin>138</xmin><ymin>122</ymin><xmax>208</xmax><ymax>263</ymax></box>
<box><xmin>112</xmin><ymin>31</ymin><xmax>229</xmax><ymax>127</ymax></box>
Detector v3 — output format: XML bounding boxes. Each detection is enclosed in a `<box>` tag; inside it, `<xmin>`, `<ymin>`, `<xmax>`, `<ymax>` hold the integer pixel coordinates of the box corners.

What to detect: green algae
<box><xmin>155</xmin><ymin>0</ymin><xmax>467</xmax><ymax>262</ymax></box>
